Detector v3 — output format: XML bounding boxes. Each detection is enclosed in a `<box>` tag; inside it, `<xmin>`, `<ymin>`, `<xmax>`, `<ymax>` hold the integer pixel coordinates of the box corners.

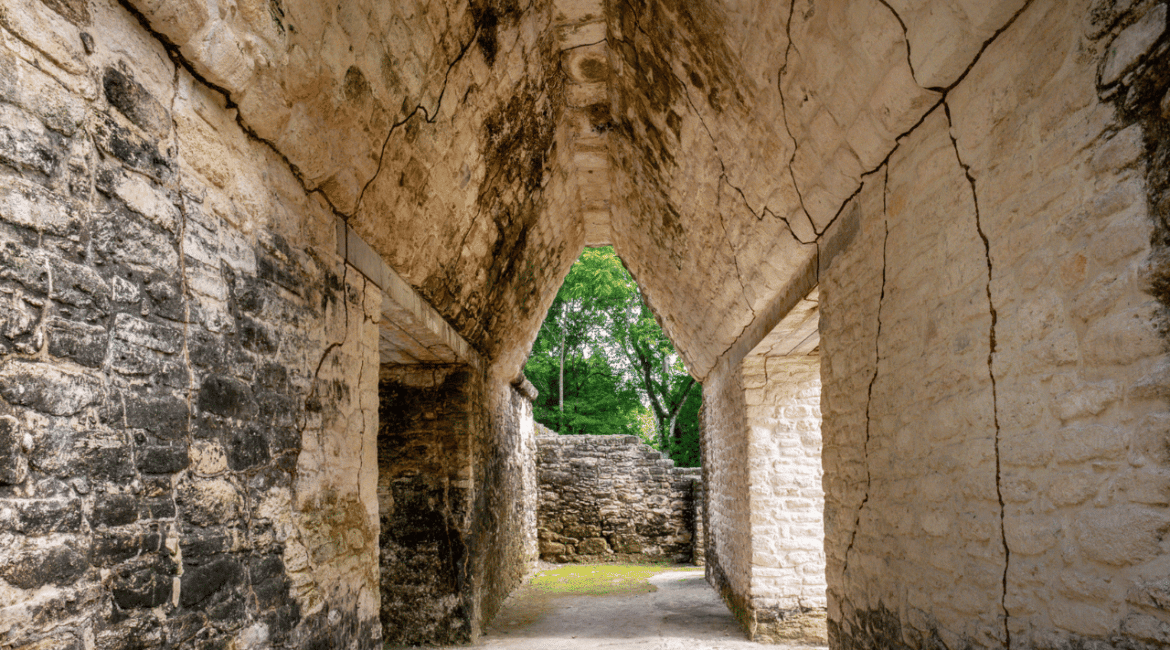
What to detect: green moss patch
<box><xmin>526</xmin><ymin>564</ymin><xmax>695</xmax><ymax>597</ymax></box>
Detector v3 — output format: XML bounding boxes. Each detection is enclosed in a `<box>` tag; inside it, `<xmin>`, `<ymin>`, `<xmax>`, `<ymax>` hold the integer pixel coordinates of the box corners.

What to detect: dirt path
<box><xmin>389</xmin><ymin>565</ymin><xmax>826</xmax><ymax>650</ymax></box>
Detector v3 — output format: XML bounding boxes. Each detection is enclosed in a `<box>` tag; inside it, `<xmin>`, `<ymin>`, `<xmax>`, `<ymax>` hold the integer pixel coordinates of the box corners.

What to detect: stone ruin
<box><xmin>0</xmin><ymin>0</ymin><xmax>1167</xmax><ymax>648</ymax></box>
<box><xmin>536</xmin><ymin>428</ymin><xmax>704</xmax><ymax>565</ymax></box>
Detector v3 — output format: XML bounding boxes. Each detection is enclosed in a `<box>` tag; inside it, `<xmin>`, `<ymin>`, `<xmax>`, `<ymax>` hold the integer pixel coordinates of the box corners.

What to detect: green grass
<box><xmin>526</xmin><ymin>563</ymin><xmax>701</xmax><ymax>597</ymax></box>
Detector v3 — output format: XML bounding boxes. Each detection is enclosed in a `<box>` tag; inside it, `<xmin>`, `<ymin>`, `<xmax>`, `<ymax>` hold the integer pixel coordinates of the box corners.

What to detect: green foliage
<box><xmin>523</xmin><ymin>246</ymin><xmax>702</xmax><ymax>466</ymax></box>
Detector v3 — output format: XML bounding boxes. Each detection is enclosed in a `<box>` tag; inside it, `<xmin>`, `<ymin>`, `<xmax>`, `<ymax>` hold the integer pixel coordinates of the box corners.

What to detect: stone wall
<box><xmin>377</xmin><ymin>365</ymin><xmax>476</xmax><ymax>645</ymax></box>
<box><xmin>536</xmin><ymin>430</ymin><xmax>701</xmax><ymax>564</ymax></box>
<box><xmin>466</xmin><ymin>375</ymin><xmax>539</xmax><ymax>635</ymax></box>
<box><xmin>378</xmin><ymin>366</ymin><xmax>537</xmax><ymax>646</ymax></box>
<box><xmin>0</xmin><ymin>0</ymin><xmax>381</xmax><ymax>647</ymax></box>
<box><xmin>818</xmin><ymin>1</ymin><xmax>1170</xmax><ymax>648</ymax></box>
<box><xmin>743</xmin><ymin>354</ymin><xmax>826</xmax><ymax>643</ymax></box>
<box><xmin>701</xmin><ymin>358</ymin><xmax>754</xmax><ymax>628</ymax></box>
<box><xmin>701</xmin><ymin>349</ymin><xmax>826</xmax><ymax>644</ymax></box>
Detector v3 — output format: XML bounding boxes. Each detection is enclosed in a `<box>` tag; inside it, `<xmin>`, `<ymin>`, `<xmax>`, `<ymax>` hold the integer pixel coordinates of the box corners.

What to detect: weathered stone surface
<box><xmin>0</xmin><ymin>544</ymin><xmax>88</xmax><ymax>589</ymax></box>
<box><xmin>0</xmin><ymin>415</ymin><xmax>29</xmax><ymax>484</ymax></box>
<box><xmin>536</xmin><ymin>431</ymin><xmax>701</xmax><ymax>564</ymax></box>
<box><xmin>0</xmin><ymin>360</ymin><xmax>102</xmax><ymax>416</ymax></box>
<box><xmin>3</xmin><ymin>0</ymin><xmax>1168</xmax><ymax>647</ymax></box>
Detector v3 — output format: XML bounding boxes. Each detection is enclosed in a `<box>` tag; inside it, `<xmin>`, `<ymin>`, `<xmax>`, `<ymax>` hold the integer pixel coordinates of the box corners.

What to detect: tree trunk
<box><xmin>665</xmin><ymin>378</ymin><xmax>696</xmax><ymax>452</ymax></box>
<box><xmin>559</xmin><ymin>326</ymin><xmax>565</xmax><ymax>431</ymax></box>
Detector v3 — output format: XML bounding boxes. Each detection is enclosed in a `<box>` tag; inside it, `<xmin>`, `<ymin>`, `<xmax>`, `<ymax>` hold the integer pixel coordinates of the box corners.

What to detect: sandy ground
<box><xmin>388</xmin><ymin>567</ymin><xmax>826</xmax><ymax>650</ymax></box>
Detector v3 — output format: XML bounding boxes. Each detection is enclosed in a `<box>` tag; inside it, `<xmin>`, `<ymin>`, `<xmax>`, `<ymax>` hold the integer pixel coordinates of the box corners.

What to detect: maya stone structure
<box><xmin>0</xmin><ymin>0</ymin><xmax>1168</xmax><ymax>648</ymax></box>
<box><xmin>536</xmin><ymin>428</ymin><xmax>703</xmax><ymax>565</ymax></box>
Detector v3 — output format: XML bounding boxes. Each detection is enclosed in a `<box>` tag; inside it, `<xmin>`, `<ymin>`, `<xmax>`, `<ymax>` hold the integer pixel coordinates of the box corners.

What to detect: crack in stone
<box><xmin>841</xmin><ymin>165</ymin><xmax>888</xmax><ymax>580</ymax></box>
<box><xmin>680</xmin><ymin>105</ymin><xmax>757</xmax><ymax>316</ymax></box>
<box><xmin>560</xmin><ymin>38</ymin><xmax>608</xmax><ymax>53</ymax></box>
<box><xmin>872</xmin><ymin>0</ymin><xmax>921</xmax><ymax>86</ymax></box>
<box><xmin>715</xmin><ymin>207</ymin><xmax>756</xmax><ymax>319</ymax></box>
<box><xmin>113</xmin><ymin>0</ymin><xmax>348</xmax><ymax>218</ymax></box>
<box><xmin>790</xmin><ymin>0</ymin><xmax>1037</xmax><ymax>245</ymax></box>
<box><xmin>115</xmin><ymin>0</ymin><xmax>478</xmax><ymax>232</ymax></box>
<box><xmin>777</xmin><ymin>0</ymin><xmax>818</xmax><ymax>240</ymax></box>
<box><xmin>618</xmin><ymin>0</ymin><xmax>808</xmax><ymax>253</ymax></box>
<box><xmin>936</xmin><ymin>0</ymin><xmax>1036</xmax><ymax>94</ymax></box>
<box><xmin>352</xmin><ymin>25</ymin><xmax>481</xmax><ymax>217</ymax></box>
<box><xmin>944</xmin><ymin>100</ymin><xmax>1010</xmax><ymax>649</ymax></box>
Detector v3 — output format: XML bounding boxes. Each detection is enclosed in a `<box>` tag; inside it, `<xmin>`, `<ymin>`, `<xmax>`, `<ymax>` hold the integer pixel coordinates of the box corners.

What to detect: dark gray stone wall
<box><xmin>377</xmin><ymin>365</ymin><xmax>475</xmax><ymax>645</ymax></box>
<box><xmin>378</xmin><ymin>367</ymin><xmax>538</xmax><ymax>646</ymax></box>
<box><xmin>536</xmin><ymin>429</ymin><xmax>701</xmax><ymax>564</ymax></box>
<box><xmin>0</xmin><ymin>1</ymin><xmax>382</xmax><ymax>647</ymax></box>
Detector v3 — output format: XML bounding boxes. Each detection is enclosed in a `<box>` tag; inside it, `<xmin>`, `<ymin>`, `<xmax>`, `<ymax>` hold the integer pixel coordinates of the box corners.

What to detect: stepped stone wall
<box><xmin>536</xmin><ymin>429</ymin><xmax>702</xmax><ymax>564</ymax></box>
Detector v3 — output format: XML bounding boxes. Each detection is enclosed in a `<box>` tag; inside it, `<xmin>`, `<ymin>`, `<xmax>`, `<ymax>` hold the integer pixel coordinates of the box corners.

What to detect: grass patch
<box><xmin>527</xmin><ymin>564</ymin><xmax>680</xmax><ymax>597</ymax></box>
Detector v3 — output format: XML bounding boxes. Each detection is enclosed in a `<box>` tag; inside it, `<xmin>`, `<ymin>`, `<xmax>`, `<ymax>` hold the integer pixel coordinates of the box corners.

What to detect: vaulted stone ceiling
<box><xmin>124</xmin><ymin>0</ymin><xmax>1029</xmax><ymax>380</ymax></box>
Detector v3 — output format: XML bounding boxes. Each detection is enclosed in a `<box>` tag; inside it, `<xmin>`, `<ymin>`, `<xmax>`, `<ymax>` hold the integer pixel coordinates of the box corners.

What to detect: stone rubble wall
<box><xmin>0</xmin><ymin>0</ymin><xmax>382</xmax><ymax>647</ymax></box>
<box><xmin>818</xmin><ymin>1</ymin><xmax>1170</xmax><ymax>648</ymax></box>
<box><xmin>536</xmin><ymin>428</ymin><xmax>701</xmax><ymax>564</ymax></box>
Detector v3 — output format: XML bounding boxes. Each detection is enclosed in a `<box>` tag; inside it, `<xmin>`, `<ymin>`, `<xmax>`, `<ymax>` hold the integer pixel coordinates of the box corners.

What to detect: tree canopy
<box><xmin>523</xmin><ymin>246</ymin><xmax>702</xmax><ymax>466</ymax></box>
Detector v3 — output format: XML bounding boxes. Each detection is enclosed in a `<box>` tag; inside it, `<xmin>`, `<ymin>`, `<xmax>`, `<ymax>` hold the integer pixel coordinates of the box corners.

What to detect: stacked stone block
<box><xmin>536</xmin><ymin>429</ymin><xmax>701</xmax><ymax>564</ymax></box>
<box><xmin>0</xmin><ymin>0</ymin><xmax>382</xmax><ymax>647</ymax></box>
<box><xmin>702</xmin><ymin>352</ymin><xmax>827</xmax><ymax>645</ymax></box>
<box><xmin>377</xmin><ymin>366</ymin><xmax>538</xmax><ymax>646</ymax></box>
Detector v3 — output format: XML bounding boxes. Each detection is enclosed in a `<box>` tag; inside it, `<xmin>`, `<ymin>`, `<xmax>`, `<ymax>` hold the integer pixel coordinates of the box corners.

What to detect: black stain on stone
<box><xmin>102</xmin><ymin>65</ymin><xmax>169</xmax><ymax>136</ymax></box>
<box><xmin>180</xmin><ymin>557</ymin><xmax>243</xmax><ymax>607</ymax></box>
<box><xmin>92</xmin><ymin>494</ymin><xmax>140</xmax><ymax>527</ymax></box>
<box><xmin>180</xmin><ymin>529</ymin><xmax>234</xmax><ymax>564</ymax></box>
<box><xmin>469</xmin><ymin>0</ymin><xmax>522</xmax><ymax>67</ymax></box>
<box><xmin>0</xmin><ymin>544</ymin><xmax>88</xmax><ymax>589</ymax></box>
<box><xmin>224</xmin><ymin>425</ymin><xmax>270</xmax><ymax>471</ymax></box>
<box><xmin>578</xmin><ymin>56</ymin><xmax>609</xmax><ymax>82</ymax></box>
<box><xmin>136</xmin><ymin>444</ymin><xmax>189</xmax><ymax>474</ymax></box>
<box><xmin>80</xmin><ymin>442</ymin><xmax>136</xmax><ymax>482</ymax></box>
<box><xmin>343</xmin><ymin>65</ymin><xmax>371</xmax><ymax>102</ymax></box>
<box><xmin>47</xmin><ymin>318</ymin><xmax>108</xmax><ymax>368</ymax></box>
<box><xmin>93</xmin><ymin>531</ymin><xmax>163</xmax><ymax>567</ymax></box>
<box><xmin>125</xmin><ymin>391</ymin><xmax>189</xmax><ymax>439</ymax></box>
<box><xmin>586</xmin><ymin>102</ymin><xmax>614</xmax><ymax>133</ymax></box>
<box><xmin>198</xmin><ymin>375</ymin><xmax>256</xmax><ymax>420</ymax></box>
<box><xmin>91</xmin><ymin>112</ymin><xmax>173</xmax><ymax>181</ymax></box>
<box><xmin>111</xmin><ymin>556</ymin><xmax>175</xmax><ymax>609</ymax></box>
<box><xmin>1095</xmin><ymin>5</ymin><xmax>1170</xmax><ymax>344</ymax></box>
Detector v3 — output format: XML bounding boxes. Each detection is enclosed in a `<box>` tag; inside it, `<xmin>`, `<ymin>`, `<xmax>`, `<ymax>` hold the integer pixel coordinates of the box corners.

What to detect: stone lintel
<box><xmin>336</xmin><ymin>217</ymin><xmax>481</xmax><ymax>368</ymax></box>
